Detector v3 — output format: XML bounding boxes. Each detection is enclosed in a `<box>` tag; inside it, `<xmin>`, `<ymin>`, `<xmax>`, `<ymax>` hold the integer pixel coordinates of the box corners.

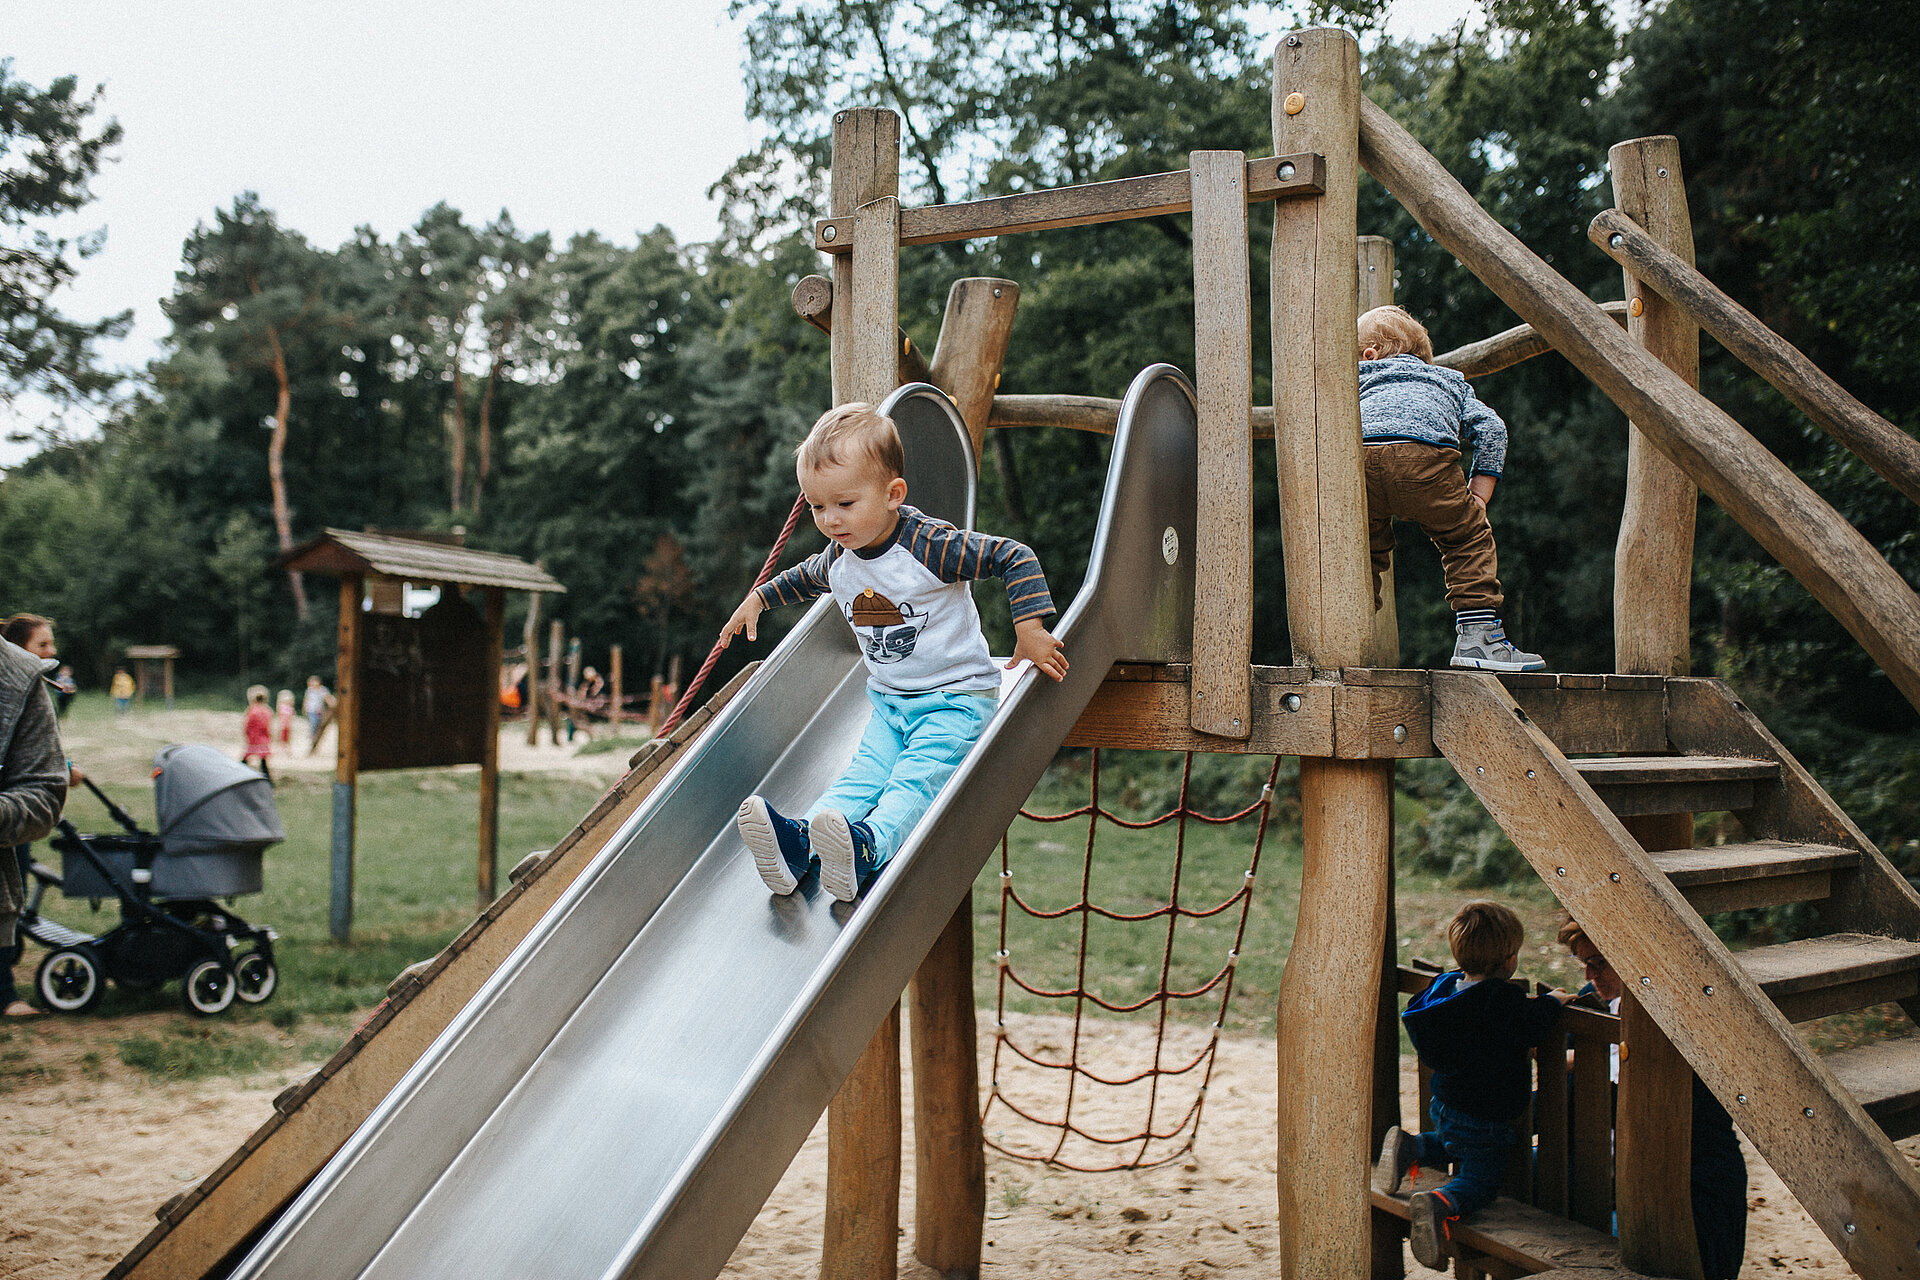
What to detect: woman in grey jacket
<box><xmin>0</xmin><ymin>632</ymin><xmax>68</xmax><ymax>1011</ymax></box>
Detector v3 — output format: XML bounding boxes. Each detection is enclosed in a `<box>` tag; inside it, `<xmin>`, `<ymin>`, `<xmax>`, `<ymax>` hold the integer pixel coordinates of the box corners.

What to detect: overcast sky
<box><xmin>2</xmin><ymin>0</ymin><xmax>1487</xmax><ymax>466</ymax></box>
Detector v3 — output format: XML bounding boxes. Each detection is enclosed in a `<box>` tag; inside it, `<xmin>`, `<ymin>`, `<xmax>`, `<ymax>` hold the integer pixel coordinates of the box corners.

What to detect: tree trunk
<box><xmin>476</xmin><ymin>329</ymin><xmax>508</xmax><ymax>516</ymax></box>
<box><xmin>264</xmin><ymin>325</ymin><xmax>309</xmax><ymax>621</ymax></box>
<box><xmin>448</xmin><ymin>364</ymin><xmax>469</xmax><ymax>512</ymax></box>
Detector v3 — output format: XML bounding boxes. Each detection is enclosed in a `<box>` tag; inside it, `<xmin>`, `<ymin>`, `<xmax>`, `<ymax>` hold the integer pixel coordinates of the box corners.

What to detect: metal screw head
<box><xmin>1392</xmin><ymin>724</ymin><xmax>1408</xmax><ymax>743</ymax></box>
<box><xmin>1476</xmin><ymin>766</ymin><xmax>1485</xmax><ymax>776</ymax></box>
<box><xmin>1556</xmin><ymin>867</ymin><xmax>1567</xmax><ymax>877</ymax></box>
<box><xmin>1609</xmin><ymin>233</ymin><xmax>1624</xmax><ymax>249</ymax></box>
<box><xmin>1526</xmin><ymin>769</ymin><xmax>1536</xmax><ymax>779</ymax></box>
<box><xmin>1278</xmin><ymin>162</ymin><xmax>1296</xmax><ymax>180</ymax></box>
<box><xmin>1284</xmin><ymin>694</ymin><xmax>1302</xmax><ymax>712</ymax></box>
<box><xmin>1845</xmin><ymin>1223</ymin><xmax>1857</xmax><ymax>1235</ymax></box>
<box><xmin>1703</xmin><ymin>985</ymin><xmax>1714</xmax><ymax>995</ymax></box>
<box><xmin>992</xmin><ymin>287</ymin><xmax>1003</xmax><ymax>297</ymax></box>
<box><xmin>822</xmin><ymin>224</ymin><xmax>837</xmax><ymax>242</ymax></box>
<box><xmin>1640</xmin><ymin>976</ymin><xmax>1653</xmax><ymax>986</ymax></box>
<box><xmin>1658</xmin><ymin>166</ymin><xmax>1669</xmax><ymax>178</ymax></box>
<box><xmin>1803</xmin><ymin>1107</ymin><xmax>1815</xmax><ymax>1118</ymax></box>
<box><xmin>1286</xmin><ymin>34</ymin><xmax>1303</xmax><ymax>46</ymax></box>
<box><xmin>1737</xmin><ymin>1093</ymin><xmax>1749</xmax><ymax>1104</ymax></box>
<box><xmin>1610</xmin><ymin>872</ymin><xmax>1621</xmax><ymax>883</ymax></box>
<box><xmin>1232</xmin><ymin>718</ymin><xmax>1242</xmax><ymax>730</ymax></box>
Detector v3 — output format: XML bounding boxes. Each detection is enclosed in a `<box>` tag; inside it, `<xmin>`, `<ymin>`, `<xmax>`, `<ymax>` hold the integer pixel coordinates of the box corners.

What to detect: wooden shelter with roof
<box><xmin>280</xmin><ymin>528</ymin><xmax>565</xmax><ymax>941</ymax></box>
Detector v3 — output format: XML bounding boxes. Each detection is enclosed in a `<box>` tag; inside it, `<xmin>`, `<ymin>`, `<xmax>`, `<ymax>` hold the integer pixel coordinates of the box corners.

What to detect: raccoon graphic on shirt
<box><xmin>753</xmin><ymin>505</ymin><xmax>1057</xmax><ymax>697</ymax></box>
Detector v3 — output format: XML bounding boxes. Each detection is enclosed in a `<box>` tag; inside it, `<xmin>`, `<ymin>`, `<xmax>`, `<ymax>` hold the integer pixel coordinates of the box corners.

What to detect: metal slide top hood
<box><xmin>232</xmin><ymin>368</ymin><xmax>1196</xmax><ymax>1280</ymax></box>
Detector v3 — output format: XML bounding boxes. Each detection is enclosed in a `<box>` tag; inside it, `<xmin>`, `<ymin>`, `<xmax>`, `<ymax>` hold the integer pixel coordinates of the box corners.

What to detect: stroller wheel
<box><xmin>37</xmin><ymin>947</ymin><xmax>104</xmax><ymax>1014</ymax></box>
<box><xmin>183</xmin><ymin>959</ymin><xmax>236</xmax><ymax>1016</ymax></box>
<box><xmin>234</xmin><ymin>952</ymin><xmax>278</xmax><ymax>1005</ymax></box>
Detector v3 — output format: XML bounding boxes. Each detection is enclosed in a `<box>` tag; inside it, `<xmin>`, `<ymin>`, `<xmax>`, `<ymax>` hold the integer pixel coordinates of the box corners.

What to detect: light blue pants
<box><xmin>808</xmin><ymin>687</ymin><xmax>996</xmax><ymax>865</ymax></box>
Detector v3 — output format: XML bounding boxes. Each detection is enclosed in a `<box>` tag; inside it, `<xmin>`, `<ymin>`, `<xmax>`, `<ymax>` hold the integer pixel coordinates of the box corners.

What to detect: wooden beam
<box><xmin>1432</xmin><ymin>302</ymin><xmax>1630</xmax><ymax>379</ymax></box>
<box><xmin>1269</xmin><ymin>30</ymin><xmax>1386</xmax><ymax>1280</ymax></box>
<box><xmin>1189</xmin><ymin>150</ymin><xmax>1255</xmax><ymax>740</ymax></box>
<box><xmin>1358</xmin><ymin>96</ymin><xmax>1920</xmax><ymax>715</ymax></box>
<box><xmin>909</xmin><ymin>897</ymin><xmax>985</xmax><ymax>1275</ymax></box>
<box><xmin>824</xmin><ymin>106</ymin><xmax>904</xmax><ymax>1280</ymax></box>
<box><xmin>812</xmin><ymin>152</ymin><xmax>1325</xmax><ymax>252</ymax></box>
<box><xmin>1357</xmin><ymin>234</ymin><xmax>1400</xmax><ymax>669</ymax></box>
<box><xmin>791</xmin><ymin>274</ymin><xmax>934</xmax><ymax>387</ymax></box>
<box><xmin>1590</xmin><ymin>207</ymin><xmax>1920</xmax><ymax>508</ymax></box>
<box><xmin>330</xmin><ymin>576</ymin><xmax>362</xmax><ymax>944</ymax></box>
<box><xmin>1611</xmin><ymin>137</ymin><xmax>1699</xmax><ymax>680</ymax></box>
<box><xmin>927</xmin><ymin>278</ymin><xmax>1020</xmax><ymax>461</ymax></box>
<box><xmin>478</xmin><ymin>587</ymin><xmax>503</xmax><ymax>909</ymax></box>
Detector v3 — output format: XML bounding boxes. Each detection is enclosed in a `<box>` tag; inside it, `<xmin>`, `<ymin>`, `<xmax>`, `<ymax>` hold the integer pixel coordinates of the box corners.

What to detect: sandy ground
<box><xmin>0</xmin><ymin>1005</ymin><xmax>1887</xmax><ymax>1280</ymax></box>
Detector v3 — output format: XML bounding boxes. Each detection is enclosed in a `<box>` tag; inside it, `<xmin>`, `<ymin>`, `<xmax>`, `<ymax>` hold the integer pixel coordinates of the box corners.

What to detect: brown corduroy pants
<box><xmin>1363</xmin><ymin>442</ymin><xmax>1503</xmax><ymax>613</ymax></box>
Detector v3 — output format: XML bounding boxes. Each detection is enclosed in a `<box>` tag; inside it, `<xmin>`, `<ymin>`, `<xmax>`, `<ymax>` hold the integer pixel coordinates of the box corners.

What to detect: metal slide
<box><xmin>230</xmin><ymin>366</ymin><xmax>1198</xmax><ymax>1280</ymax></box>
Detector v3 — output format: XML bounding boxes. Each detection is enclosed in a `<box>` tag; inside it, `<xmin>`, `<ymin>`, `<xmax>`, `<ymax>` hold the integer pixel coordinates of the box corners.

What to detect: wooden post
<box><xmin>330</xmin><ymin>576</ymin><xmax>363</xmax><ymax>943</ymax></box>
<box><xmin>545</xmin><ymin>619</ymin><xmax>564</xmax><ymax>747</ymax></box>
<box><xmin>608</xmin><ymin>645</ymin><xmax>623</xmax><ymax>729</ymax></box>
<box><xmin>523</xmin><ymin>590</ymin><xmax>542</xmax><ymax>747</ymax></box>
<box><xmin>926</xmin><ymin>278</ymin><xmax>1020</xmax><ymax>462</ymax></box>
<box><xmin>1189</xmin><ymin>149</ymin><xmax>1254</xmax><ymax>741</ymax></box>
<box><xmin>824</xmin><ymin>105</ymin><xmax>904</xmax><ymax>1280</ymax></box>
<box><xmin>478</xmin><ymin>587</ymin><xmax>504</xmax><ymax>909</ymax></box>
<box><xmin>1269</xmin><ymin>30</ymin><xmax>1388</xmax><ymax>1280</ymax></box>
<box><xmin>1356</xmin><ymin>235</ymin><xmax>1400</xmax><ymax>667</ymax></box>
<box><xmin>905</xmin><ymin>273</ymin><xmax>1014</xmax><ymax>1278</ymax></box>
<box><xmin>1609</xmin><ymin>137</ymin><xmax>1703</xmax><ymax>1278</ymax></box>
<box><xmin>1612</xmin><ymin>137</ymin><xmax>1698</xmax><ymax>679</ymax></box>
<box><xmin>910</xmin><ymin>899</ymin><xmax>985</xmax><ymax>1275</ymax></box>
<box><xmin>162</xmin><ymin>655</ymin><xmax>175</xmax><ymax>709</ymax></box>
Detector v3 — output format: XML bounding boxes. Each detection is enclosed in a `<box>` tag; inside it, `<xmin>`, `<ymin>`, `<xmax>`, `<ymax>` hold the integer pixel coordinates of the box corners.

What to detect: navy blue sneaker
<box><xmin>813</xmin><ymin>809</ymin><xmax>883</xmax><ymax>902</ymax></box>
<box><xmin>737</xmin><ymin>796</ymin><xmax>814</xmax><ymax>894</ymax></box>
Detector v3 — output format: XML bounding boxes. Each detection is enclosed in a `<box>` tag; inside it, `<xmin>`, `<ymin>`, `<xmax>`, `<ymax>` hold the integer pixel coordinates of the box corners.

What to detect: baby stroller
<box><xmin>20</xmin><ymin>744</ymin><xmax>284</xmax><ymax>1016</ymax></box>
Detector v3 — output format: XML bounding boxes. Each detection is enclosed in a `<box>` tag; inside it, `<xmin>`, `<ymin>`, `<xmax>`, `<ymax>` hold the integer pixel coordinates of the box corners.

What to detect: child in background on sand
<box><xmin>241</xmin><ymin>686</ymin><xmax>274</xmax><ymax>781</ymax></box>
<box><xmin>1358</xmin><ymin>305</ymin><xmax>1545</xmax><ymax>673</ymax></box>
<box><xmin>275</xmin><ymin>690</ymin><xmax>295</xmax><ymax>745</ymax></box>
<box><xmin>1375</xmin><ymin>899</ymin><xmax>1570</xmax><ymax>1269</ymax></box>
<box><xmin>721</xmin><ymin>401</ymin><xmax>1067</xmax><ymax>903</ymax></box>
<box><xmin>110</xmin><ymin>667</ymin><xmax>134</xmax><ymax>714</ymax></box>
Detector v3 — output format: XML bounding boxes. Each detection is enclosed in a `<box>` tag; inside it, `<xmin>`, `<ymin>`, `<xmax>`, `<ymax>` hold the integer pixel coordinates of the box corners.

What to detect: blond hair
<box><xmin>247</xmin><ymin>684</ymin><xmax>269</xmax><ymax>704</ymax></box>
<box><xmin>1358</xmin><ymin>305</ymin><xmax>1434</xmax><ymax>362</ymax></box>
<box><xmin>1448</xmin><ymin>899</ymin><xmax>1524</xmax><ymax>976</ymax></box>
<box><xmin>796</xmin><ymin>402</ymin><xmax>904</xmax><ymax>481</ymax></box>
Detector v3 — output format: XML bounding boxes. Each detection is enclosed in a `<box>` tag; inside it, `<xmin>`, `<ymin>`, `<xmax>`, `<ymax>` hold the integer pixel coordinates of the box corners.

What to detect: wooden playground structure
<box><xmin>107</xmin><ymin>26</ymin><xmax>1920</xmax><ymax>1280</ymax></box>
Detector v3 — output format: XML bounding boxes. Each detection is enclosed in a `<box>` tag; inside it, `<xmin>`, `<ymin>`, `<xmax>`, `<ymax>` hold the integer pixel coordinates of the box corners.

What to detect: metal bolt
<box><xmin>1640</xmin><ymin>976</ymin><xmax>1653</xmax><ymax>986</ymax></box>
<box><xmin>1556</xmin><ymin>867</ymin><xmax>1567</xmax><ymax>877</ymax></box>
<box><xmin>1803</xmin><ymin>1107</ymin><xmax>1815</xmax><ymax>1118</ymax></box>
<box><xmin>1737</xmin><ymin>1093</ymin><xmax>1749</xmax><ymax>1104</ymax></box>
<box><xmin>1284</xmin><ymin>694</ymin><xmax>1302</xmax><ymax>712</ymax></box>
<box><xmin>992</xmin><ymin>287</ymin><xmax>1003</xmax><ymax>297</ymax></box>
<box><xmin>1286</xmin><ymin>34</ymin><xmax>1303</xmax><ymax>46</ymax></box>
<box><xmin>1392</xmin><ymin>724</ymin><xmax>1407</xmax><ymax>743</ymax></box>
<box><xmin>1703</xmin><ymin>985</ymin><xmax>1714</xmax><ymax>995</ymax></box>
<box><xmin>1658</xmin><ymin>166</ymin><xmax>1669</xmax><ymax>178</ymax></box>
<box><xmin>1232</xmin><ymin>718</ymin><xmax>1242</xmax><ymax>730</ymax></box>
<box><xmin>1526</xmin><ymin>769</ymin><xmax>1536</xmax><ymax>779</ymax></box>
<box><xmin>1476</xmin><ymin>766</ymin><xmax>1485</xmax><ymax>776</ymax></box>
<box><xmin>1609</xmin><ymin>233</ymin><xmax>1624</xmax><ymax>249</ymax></box>
<box><xmin>1610</xmin><ymin>872</ymin><xmax>1621</xmax><ymax>883</ymax></box>
<box><xmin>823</xmin><ymin>224</ymin><xmax>837</xmax><ymax>242</ymax></box>
<box><xmin>1845</xmin><ymin>1223</ymin><xmax>1857</xmax><ymax>1235</ymax></box>
<box><xmin>1279</xmin><ymin>162</ymin><xmax>1296</xmax><ymax>180</ymax></box>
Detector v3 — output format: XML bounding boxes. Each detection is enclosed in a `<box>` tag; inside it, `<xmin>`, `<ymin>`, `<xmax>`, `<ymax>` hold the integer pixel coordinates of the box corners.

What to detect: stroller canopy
<box><xmin>154</xmin><ymin>743</ymin><xmax>286</xmax><ymax>856</ymax></box>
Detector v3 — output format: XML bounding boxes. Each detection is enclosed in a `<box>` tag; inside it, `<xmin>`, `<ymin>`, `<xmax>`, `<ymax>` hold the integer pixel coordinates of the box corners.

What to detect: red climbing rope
<box><xmin>658</xmin><ymin>492</ymin><xmax>810</xmax><ymax>737</ymax></box>
<box><xmin>984</xmin><ymin>750</ymin><xmax>1284</xmax><ymax>1172</ymax></box>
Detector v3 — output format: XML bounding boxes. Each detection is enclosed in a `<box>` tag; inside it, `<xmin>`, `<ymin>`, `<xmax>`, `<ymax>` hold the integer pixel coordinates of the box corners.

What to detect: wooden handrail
<box><xmin>1357</xmin><ymin>95</ymin><xmax>1920</xmax><ymax>715</ymax></box>
<box><xmin>1590</xmin><ymin>208</ymin><xmax>1920</xmax><ymax>508</ymax></box>
<box><xmin>1436</xmin><ymin>302</ymin><xmax>1630</xmax><ymax>378</ymax></box>
<box><xmin>812</xmin><ymin>152</ymin><xmax>1325</xmax><ymax>253</ymax></box>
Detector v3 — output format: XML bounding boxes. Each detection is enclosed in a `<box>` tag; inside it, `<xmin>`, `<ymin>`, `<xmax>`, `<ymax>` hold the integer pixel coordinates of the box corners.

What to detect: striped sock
<box><xmin>1454</xmin><ymin>608</ymin><xmax>1498</xmax><ymax>632</ymax></box>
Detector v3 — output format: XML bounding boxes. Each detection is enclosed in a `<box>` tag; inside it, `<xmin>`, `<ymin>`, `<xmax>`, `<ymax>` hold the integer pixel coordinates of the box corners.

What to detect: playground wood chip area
<box><xmin>2</xmin><ymin>1009</ymin><xmax>1890</xmax><ymax>1280</ymax></box>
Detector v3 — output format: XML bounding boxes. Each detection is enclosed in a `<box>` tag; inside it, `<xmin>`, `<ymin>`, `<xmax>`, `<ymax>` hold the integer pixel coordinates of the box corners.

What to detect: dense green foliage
<box><xmin>2</xmin><ymin>0</ymin><xmax>1916</xmax><ymax>876</ymax></box>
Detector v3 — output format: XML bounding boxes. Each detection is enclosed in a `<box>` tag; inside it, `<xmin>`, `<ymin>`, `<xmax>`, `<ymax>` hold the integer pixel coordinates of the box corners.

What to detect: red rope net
<box><xmin>984</xmin><ymin>749</ymin><xmax>1283</xmax><ymax>1172</ymax></box>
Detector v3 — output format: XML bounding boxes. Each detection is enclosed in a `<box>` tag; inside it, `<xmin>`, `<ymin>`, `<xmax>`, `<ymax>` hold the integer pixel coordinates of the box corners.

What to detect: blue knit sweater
<box><xmin>1403</xmin><ymin>970</ymin><xmax>1564</xmax><ymax>1122</ymax></box>
<box><xmin>1358</xmin><ymin>354</ymin><xmax>1509</xmax><ymax>478</ymax></box>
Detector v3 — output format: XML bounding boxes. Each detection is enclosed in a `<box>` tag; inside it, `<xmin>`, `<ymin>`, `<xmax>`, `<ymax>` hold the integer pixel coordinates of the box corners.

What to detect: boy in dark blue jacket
<box><xmin>1375</xmin><ymin>899</ymin><xmax>1570</xmax><ymax>1268</ymax></box>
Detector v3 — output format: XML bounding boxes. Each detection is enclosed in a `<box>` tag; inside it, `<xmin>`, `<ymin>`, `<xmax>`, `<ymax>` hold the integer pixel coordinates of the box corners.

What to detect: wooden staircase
<box><xmin>1431</xmin><ymin>671</ymin><xmax>1920</xmax><ymax>1280</ymax></box>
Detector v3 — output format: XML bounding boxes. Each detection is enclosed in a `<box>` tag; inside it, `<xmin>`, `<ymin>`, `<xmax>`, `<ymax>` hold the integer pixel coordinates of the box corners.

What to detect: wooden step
<box><xmin>1825</xmin><ymin>1035</ymin><xmax>1920</xmax><ymax>1142</ymax></box>
<box><xmin>1373</xmin><ymin>1181</ymin><xmax>1643</xmax><ymax>1277</ymax></box>
<box><xmin>1650</xmin><ymin>841</ymin><xmax>1859</xmax><ymax>914</ymax></box>
<box><xmin>1572</xmin><ymin>755</ymin><xmax>1778</xmax><ymax>816</ymax></box>
<box><xmin>1735</xmin><ymin>933</ymin><xmax>1920</xmax><ymax>1022</ymax></box>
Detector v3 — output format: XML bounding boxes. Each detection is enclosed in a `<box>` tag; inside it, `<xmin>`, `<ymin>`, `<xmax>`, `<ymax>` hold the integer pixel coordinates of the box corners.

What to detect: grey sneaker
<box><xmin>1407</xmin><ymin>1189</ymin><xmax>1455</xmax><ymax>1269</ymax></box>
<box><xmin>1373</xmin><ymin>1125</ymin><xmax>1417</xmax><ymax>1195</ymax></box>
<box><xmin>1450</xmin><ymin>620</ymin><xmax>1546</xmax><ymax>672</ymax></box>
